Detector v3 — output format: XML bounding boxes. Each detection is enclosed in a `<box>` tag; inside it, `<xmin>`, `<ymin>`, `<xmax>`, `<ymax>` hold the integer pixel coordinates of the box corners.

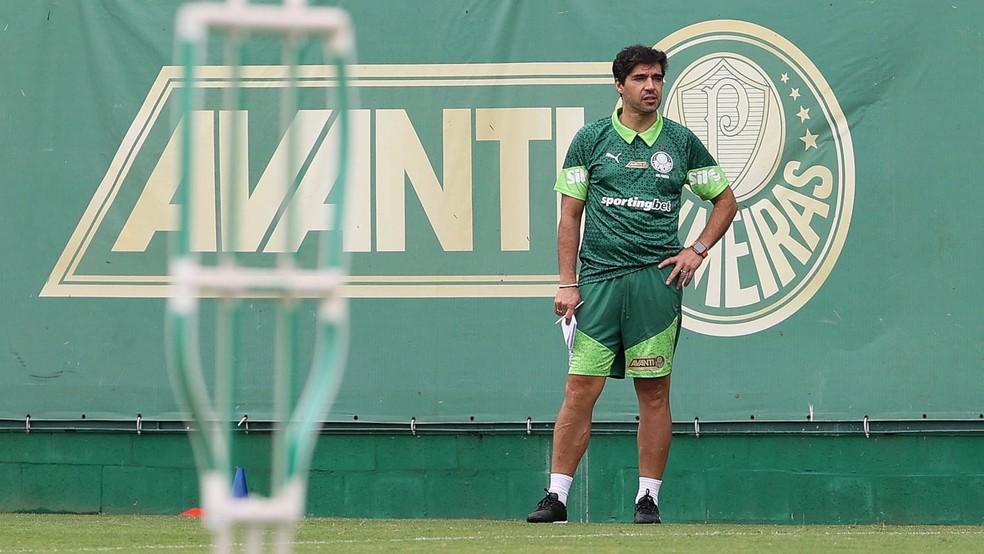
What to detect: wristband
<box><xmin>558</xmin><ymin>283</ymin><xmax>579</xmax><ymax>289</ymax></box>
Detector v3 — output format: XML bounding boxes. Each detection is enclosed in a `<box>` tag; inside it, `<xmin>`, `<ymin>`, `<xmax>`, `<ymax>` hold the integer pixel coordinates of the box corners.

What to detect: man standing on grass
<box><xmin>527</xmin><ymin>44</ymin><xmax>737</xmax><ymax>524</ymax></box>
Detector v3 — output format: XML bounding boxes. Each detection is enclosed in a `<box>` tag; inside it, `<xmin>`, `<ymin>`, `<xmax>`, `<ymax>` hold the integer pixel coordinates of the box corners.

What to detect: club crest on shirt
<box><xmin>650</xmin><ymin>151</ymin><xmax>674</xmax><ymax>174</ymax></box>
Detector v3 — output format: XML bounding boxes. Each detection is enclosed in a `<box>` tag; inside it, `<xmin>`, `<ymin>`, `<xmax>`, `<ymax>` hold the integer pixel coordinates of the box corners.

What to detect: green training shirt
<box><xmin>555</xmin><ymin>108</ymin><xmax>729</xmax><ymax>285</ymax></box>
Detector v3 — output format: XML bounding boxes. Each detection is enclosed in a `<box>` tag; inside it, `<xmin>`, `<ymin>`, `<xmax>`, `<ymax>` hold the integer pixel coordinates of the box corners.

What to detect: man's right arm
<box><xmin>553</xmin><ymin>125</ymin><xmax>591</xmax><ymax>320</ymax></box>
<box><xmin>555</xmin><ymin>194</ymin><xmax>585</xmax><ymax>320</ymax></box>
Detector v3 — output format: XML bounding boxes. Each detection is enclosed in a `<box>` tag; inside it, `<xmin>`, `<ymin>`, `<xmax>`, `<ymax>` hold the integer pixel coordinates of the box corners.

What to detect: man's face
<box><xmin>616</xmin><ymin>63</ymin><xmax>664</xmax><ymax>115</ymax></box>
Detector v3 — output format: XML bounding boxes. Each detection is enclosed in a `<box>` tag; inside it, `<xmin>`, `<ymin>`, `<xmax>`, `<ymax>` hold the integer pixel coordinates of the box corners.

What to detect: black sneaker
<box><xmin>526</xmin><ymin>489</ymin><xmax>568</xmax><ymax>523</ymax></box>
<box><xmin>634</xmin><ymin>489</ymin><xmax>661</xmax><ymax>524</ymax></box>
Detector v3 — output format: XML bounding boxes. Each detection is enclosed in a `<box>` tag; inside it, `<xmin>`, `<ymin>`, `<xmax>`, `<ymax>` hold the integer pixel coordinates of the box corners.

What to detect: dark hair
<box><xmin>612</xmin><ymin>45</ymin><xmax>668</xmax><ymax>84</ymax></box>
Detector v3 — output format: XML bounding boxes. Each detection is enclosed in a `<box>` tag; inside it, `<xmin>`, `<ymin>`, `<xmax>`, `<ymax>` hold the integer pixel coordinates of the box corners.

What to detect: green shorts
<box><xmin>569</xmin><ymin>264</ymin><xmax>682</xmax><ymax>379</ymax></box>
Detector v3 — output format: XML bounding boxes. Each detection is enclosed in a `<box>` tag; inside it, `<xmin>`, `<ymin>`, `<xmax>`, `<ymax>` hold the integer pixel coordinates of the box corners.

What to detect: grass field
<box><xmin>1</xmin><ymin>514</ymin><xmax>983</xmax><ymax>553</ymax></box>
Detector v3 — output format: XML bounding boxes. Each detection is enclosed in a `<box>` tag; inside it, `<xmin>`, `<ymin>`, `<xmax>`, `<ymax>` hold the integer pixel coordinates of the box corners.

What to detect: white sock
<box><xmin>548</xmin><ymin>473</ymin><xmax>574</xmax><ymax>506</ymax></box>
<box><xmin>636</xmin><ymin>477</ymin><xmax>662</xmax><ymax>504</ymax></box>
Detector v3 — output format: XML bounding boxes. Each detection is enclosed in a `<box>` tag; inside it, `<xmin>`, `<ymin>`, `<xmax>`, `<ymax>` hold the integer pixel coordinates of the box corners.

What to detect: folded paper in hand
<box><xmin>560</xmin><ymin>316</ymin><xmax>577</xmax><ymax>351</ymax></box>
<box><xmin>555</xmin><ymin>300</ymin><xmax>584</xmax><ymax>352</ymax></box>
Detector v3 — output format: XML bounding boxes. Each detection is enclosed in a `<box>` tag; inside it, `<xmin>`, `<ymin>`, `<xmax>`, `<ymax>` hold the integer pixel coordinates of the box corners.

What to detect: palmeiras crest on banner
<box><xmin>660</xmin><ymin>20</ymin><xmax>855</xmax><ymax>336</ymax></box>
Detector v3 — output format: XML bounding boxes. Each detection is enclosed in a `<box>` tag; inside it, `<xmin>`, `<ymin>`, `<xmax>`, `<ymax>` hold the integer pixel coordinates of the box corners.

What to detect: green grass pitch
<box><xmin>1</xmin><ymin>514</ymin><xmax>982</xmax><ymax>553</ymax></box>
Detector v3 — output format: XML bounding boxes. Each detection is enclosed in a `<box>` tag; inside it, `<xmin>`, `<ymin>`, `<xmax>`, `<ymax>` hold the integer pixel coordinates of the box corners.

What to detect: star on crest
<box><xmin>780</xmin><ymin>73</ymin><xmax>789</xmax><ymax>84</ymax></box>
<box><xmin>797</xmin><ymin>106</ymin><xmax>811</xmax><ymax>123</ymax></box>
<box><xmin>790</xmin><ymin>87</ymin><xmax>801</xmax><ymax>100</ymax></box>
<box><xmin>800</xmin><ymin>129</ymin><xmax>818</xmax><ymax>150</ymax></box>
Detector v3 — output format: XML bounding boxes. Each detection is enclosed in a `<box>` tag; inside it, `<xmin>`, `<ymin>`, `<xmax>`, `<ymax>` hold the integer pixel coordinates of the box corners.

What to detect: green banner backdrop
<box><xmin>1</xmin><ymin>1</ymin><xmax>981</xmax><ymax>423</ymax></box>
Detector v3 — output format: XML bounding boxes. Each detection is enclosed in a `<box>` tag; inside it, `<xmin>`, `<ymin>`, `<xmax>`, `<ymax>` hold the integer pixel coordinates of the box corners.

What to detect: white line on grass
<box><xmin>0</xmin><ymin>544</ymin><xmax>242</xmax><ymax>553</ymax></box>
<box><xmin>4</xmin><ymin>528</ymin><xmax>984</xmax><ymax>553</ymax></box>
<box><xmin>291</xmin><ymin>529</ymin><xmax>984</xmax><ymax>544</ymax></box>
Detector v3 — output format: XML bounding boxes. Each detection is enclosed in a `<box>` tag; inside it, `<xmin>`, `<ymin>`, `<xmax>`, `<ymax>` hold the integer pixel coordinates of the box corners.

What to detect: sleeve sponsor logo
<box><xmin>564</xmin><ymin>167</ymin><xmax>588</xmax><ymax>185</ymax></box>
<box><xmin>688</xmin><ymin>167</ymin><xmax>724</xmax><ymax>186</ymax></box>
